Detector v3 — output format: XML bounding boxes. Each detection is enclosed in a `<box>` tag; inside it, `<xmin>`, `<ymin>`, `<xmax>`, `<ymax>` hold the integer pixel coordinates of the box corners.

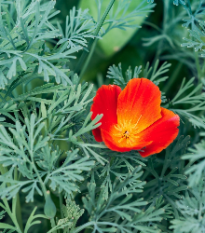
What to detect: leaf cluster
<box><xmin>1</xmin><ymin>0</ymin><xmax>205</xmax><ymax>233</ymax></box>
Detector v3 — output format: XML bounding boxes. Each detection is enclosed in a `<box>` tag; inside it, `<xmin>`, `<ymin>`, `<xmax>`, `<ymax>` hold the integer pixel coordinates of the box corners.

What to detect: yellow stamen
<box><xmin>113</xmin><ymin>115</ymin><xmax>142</xmax><ymax>145</ymax></box>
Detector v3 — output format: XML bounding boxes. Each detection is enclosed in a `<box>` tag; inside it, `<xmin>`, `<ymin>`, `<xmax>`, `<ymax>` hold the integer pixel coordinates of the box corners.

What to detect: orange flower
<box><xmin>91</xmin><ymin>78</ymin><xmax>180</xmax><ymax>157</ymax></box>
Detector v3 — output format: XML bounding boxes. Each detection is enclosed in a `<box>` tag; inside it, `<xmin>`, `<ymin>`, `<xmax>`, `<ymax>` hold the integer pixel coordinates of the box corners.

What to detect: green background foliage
<box><xmin>1</xmin><ymin>0</ymin><xmax>205</xmax><ymax>233</ymax></box>
<box><xmin>79</xmin><ymin>0</ymin><xmax>148</xmax><ymax>56</ymax></box>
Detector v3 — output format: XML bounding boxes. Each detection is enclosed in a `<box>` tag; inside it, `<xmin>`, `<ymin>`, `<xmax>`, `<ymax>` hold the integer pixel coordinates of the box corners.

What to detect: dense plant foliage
<box><xmin>0</xmin><ymin>0</ymin><xmax>205</xmax><ymax>232</ymax></box>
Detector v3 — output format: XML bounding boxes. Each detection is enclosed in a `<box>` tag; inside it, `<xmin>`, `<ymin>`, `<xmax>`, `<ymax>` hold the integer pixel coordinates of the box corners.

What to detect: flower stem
<box><xmin>79</xmin><ymin>38</ymin><xmax>98</xmax><ymax>80</ymax></box>
<box><xmin>59</xmin><ymin>189</ymin><xmax>63</xmax><ymax>219</ymax></box>
<box><xmin>163</xmin><ymin>62</ymin><xmax>182</xmax><ymax>93</ymax></box>
<box><xmin>14</xmin><ymin>168</ymin><xmax>23</xmax><ymax>231</ymax></box>
<box><xmin>50</xmin><ymin>218</ymin><xmax>57</xmax><ymax>233</ymax></box>
<box><xmin>71</xmin><ymin>222</ymin><xmax>95</xmax><ymax>233</ymax></box>
<box><xmin>75</xmin><ymin>0</ymin><xmax>116</xmax><ymax>79</ymax></box>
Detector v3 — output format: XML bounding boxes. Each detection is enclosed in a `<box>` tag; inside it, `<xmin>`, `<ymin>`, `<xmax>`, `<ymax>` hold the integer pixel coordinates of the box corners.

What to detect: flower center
<box><xmin>113</xmin><ymin>115</ymin><xmax>142</xmax><ymax>145</ymax></box>
<box><xmin>122</xmin><ymin>130</ymin><xmax>130</xmax><ymax>139</ymax></box>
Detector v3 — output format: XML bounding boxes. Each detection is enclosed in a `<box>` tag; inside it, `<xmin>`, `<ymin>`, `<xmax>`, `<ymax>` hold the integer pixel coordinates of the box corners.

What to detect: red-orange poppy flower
<box><xmin>91</xmin><ymin>78</ymin><xmax>180</xmax><ymax>157</ymax></box>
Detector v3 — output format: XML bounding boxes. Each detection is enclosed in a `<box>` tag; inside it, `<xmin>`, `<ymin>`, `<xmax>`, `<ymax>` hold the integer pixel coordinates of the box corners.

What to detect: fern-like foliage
<box><xmin>79</xmin><ymin>168</ymin><xmax>165</xmax><ymax>233</ymax></box>
<box><xmin>101</xmin><ymin>0</ymin><xmax>155</xmax><ymax>36</ymax></box>
<box><xmin>180</xmin><ymin>0</ymin><xmax>205</xmax><ymax>56</ymax></box>
<box><xmin>170</xmin><ymin>181</ymin><xmax>205</xmax><ymax>233</ymax></box>
<box><xmin>0</xmin><ymin>83</ymin><xmax>101</xmax><ymax>203</ymax></box>
<box><xmin>0</xmin><ymin>0</ymin><xmax>97</xmax><ymax>88</ymax></box>
<box><xmin>57</xmin><ymin>7</ymin><xmax>97</xmax><ymax>49</ymax></box>
<box><xmin>169</xmin><ymin>77</ymin><xmax>205</xmax><ymax>129</ymax></box>
<box><xmin>141</xmin><ymin>136</ymin><xmax>190</xmax><ymax>219</ymax></box>
<box><xmin>1</xmin><ymin>0</ymin><xmax>205</xmax><ymax>233</ymax></box>
<box><xmin>147</xmin><ymin>0</ymin><xmax>185</xmax><ymax>6</ymax></box>
<box><xmin>182</xmin><ymin>140</ymin><xmax>205</xmax><ymax>187</ymax></box>
<box><xmin>107</xmin><ymin>60</ymin><xmax>170</xmax><ymax>88</ymax></box>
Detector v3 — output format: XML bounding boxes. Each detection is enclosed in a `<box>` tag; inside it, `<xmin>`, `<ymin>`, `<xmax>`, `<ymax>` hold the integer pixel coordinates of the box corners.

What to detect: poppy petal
<box><xmin>92</xmin><ymin>128</ymin><xmax>102</xmax><ymax>142</ymax></box>
<box><xmin>91</xmin><ymin>85</ymin><xmax>122</xmax><ymax>142</ymax></box>
<box><xmin>117</xmin><ymin>78</ymin><xmax>162</xmax><ymax>133</ymax></box>
<box><xmin>138</xmin><ymin>108</ymin><xmax>180</xmax><ymax>157</ymax></box>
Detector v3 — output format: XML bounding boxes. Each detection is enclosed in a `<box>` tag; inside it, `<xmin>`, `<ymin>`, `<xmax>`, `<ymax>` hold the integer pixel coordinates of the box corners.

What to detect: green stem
<box><xmin>30</xmin><ymin>151</ymin><xmax>47</xmax><ymax>196</ymax></box>
<box><xmin>14</xmin><ymin>168</ymin><xmax>23</xmax><ymax>232</ymax></box>
<box><xmin>16</xmin><ymin>198</ymin><xmax>23</xmax><ymax>230</ymax></box>
<box><xmin>195</xmin><ymin>51</ymin><xmax>204</xmax><ymax>94</ymax></box>
<box><xmin>195</xmin><ymin>52</ymin><xmax>202</xmax><ymax>80</ymax></box>
<box><xmin>79</xmin><ymin>39</ymin><xmax>98</xmax><ymax>80</ymax></box>
<box><xmin>202</xmin><ymin>58</ymin><xmax>205</xmax><ymax>75</ymax></box>
<box><xmin>75</xmin><ymin>0</ymin><xmax>116</xmax><ymax>79</ymax></box>
<box><xmin>163</xmin><ymin>63</ymin><xmax>182</xmax><ymax>93</ymax></box>
<box><xmin>32</xmin><ymin>162</ymin><xmax>47</xmax><ymax>196</ymax></box>
<box><xmin>50</xmin><ymin>218</ymin><xmax>57</xmax><ymax>233</ymax></box>
<box><xmin>71</xmin><ymin>222</ymin><xmax>95</xmax><ymax>233</ymax></box>
<box><xmin>59</xmin><ymin>192</ymin><xmax>63</xmax><ymax>219</ymax></box>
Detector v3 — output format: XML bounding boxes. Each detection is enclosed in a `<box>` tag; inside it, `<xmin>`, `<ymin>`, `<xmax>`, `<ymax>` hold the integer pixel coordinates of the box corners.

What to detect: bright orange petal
<box><xmin>91</xmin><ymin>85</ymin><xmax>121</xmax><ymax>142</ymax></box>
<box><xmin>117</xmin><ymin>78</ymin><xmax>162</xmax><ymax>133</ymax></box>
<box><xmin>138</xmin><ymin>108</ymin><xmax>180</xmax><ymax>157</ymax></box>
